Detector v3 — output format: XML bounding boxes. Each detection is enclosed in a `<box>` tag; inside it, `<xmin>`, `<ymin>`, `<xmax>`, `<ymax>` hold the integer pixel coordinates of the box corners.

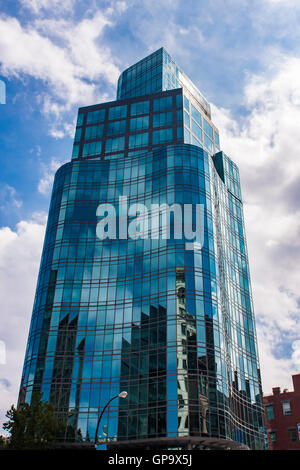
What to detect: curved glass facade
<box><xmin>19</xmin><ymin>49</ymin><xmax>265</xmax><ymax>450</ymax></box>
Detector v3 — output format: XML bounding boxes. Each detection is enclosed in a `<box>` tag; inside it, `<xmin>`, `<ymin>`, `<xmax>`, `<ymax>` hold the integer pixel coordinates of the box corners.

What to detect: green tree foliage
<box><xmin>3</xmin><ymin>393</ymin><xmax>64</xmax><ymax>450</ymax></box>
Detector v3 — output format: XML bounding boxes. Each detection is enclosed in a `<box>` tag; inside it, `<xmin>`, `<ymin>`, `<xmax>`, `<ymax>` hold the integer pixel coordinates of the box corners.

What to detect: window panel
<box><xmin>266</xmin><ymin>404</ymin><xmax>274</xmax><ymax>421</ymax></box>
<box><xmin>85</xmin><ymin>124</ymin><xmax>104</xmax><ymax>140</ymax></box>
<box><xmin>191</xmin><ymin>104</ymin><xmax>201</xmax><ymax>126</ymax></box>
<box><xmin>153</xmin><ymin>112</ymin><xmax>172</xmax><ymax>128</ymax></box>
<box><xmin>82</xmin><ymin>141</ymin><xmax>102</xmax><ymax>157</ymax></box>
<box><xmin>105</xmin><ymin>136</ymin><xmax>125</xmax><ymax>153</ymax></box>
<box><xmin>152</xmin><ymin>128</ymin><xmax>173</xmax><ymax>145</ymax></box>
<box><xmin>130</xmin><ymin>116</ymin><xmax>149</xmax><ymax>132</ymax></box>
<box><xmin>215</xmin><ymin>131</ymin><xmax>220</xmax><ymax>147</ymax></box>
<box><xmin>107</xmin><ymin>120</ymin><xmax>126</xmax><ymax>136</ymax></box>
<box><xmin>72</xmin><ymin>144</ymin><xmax>80</xmax><ymax>159</ymax></box>
<box><xmin>184</xmin><ymin>96</ymin><xmax>189</xmax><ymax>111</ymax></box>
<box><xmin>109</xmin><ymin>105</ymin><xmax>127</xmax><ymax>120</ymax></box>
<box><xmin>87</xmin><ymin>109</ymin><xmax>105</xmax><ymax>124</ymax></box>
<box><xmin>128</xmin><ymin>132</ymin><xmax>148</xmax><ymax>149</ymax></box>
<box><xmin>77</xmin><ymin>112</ymin><xmax>84</xmax><ymax>126</ymax></box>
<box><xmin>191</xmin><ymin>119</ymin><xmax>202</xmax><ymax>141</ymax></box>
<box><xmin>130</xmin><ymin>101</ymin><xmax>149</xmax><ymax>116</ymax></box>
<box><xmin>153</xmin><ymin>96</ymin><xmax>172</xmax><ymax>112</ymax></box>
<box><xmin>74</xmin><ymin>128</ymin><xmax>82</xmax><ymax>143</ymax></box>
<box><xmin>203</xmin><ymin>118</ymin><xmax>213</xmax><ymax>139</ymax></box>
<box><xmin>204</xmin><ymin>134</ymin><xmax>214</xmax><ymax>153</ymax></box>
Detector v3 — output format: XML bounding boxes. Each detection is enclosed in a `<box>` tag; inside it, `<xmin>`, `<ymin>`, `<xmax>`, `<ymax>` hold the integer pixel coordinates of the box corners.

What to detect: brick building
<box><xmin>264</xmin><ymin>374</ymin><xmax>300</xmax><ymax>449</ymax></box>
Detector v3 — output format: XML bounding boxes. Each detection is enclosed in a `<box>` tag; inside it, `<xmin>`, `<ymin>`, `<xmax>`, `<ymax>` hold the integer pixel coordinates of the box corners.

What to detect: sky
<box><xmin>1</xmin><ymin>0</ymin><xmax>300</xmax><ymax>429</ymax></box>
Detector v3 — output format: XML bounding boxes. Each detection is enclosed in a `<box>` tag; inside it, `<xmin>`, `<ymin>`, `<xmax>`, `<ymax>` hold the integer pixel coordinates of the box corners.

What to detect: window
<box><xmin>153</xmin><ymin>96</ymin><xmax>172</xmax><ymax>112</ymax></box>
<box><xmin>87</xmin><ymin>109</ymin><xmax>105</xmax><ymax>124</ymax></box>
<box><xmin>82</xmin><ymin>141</ymin><xmax>101</xmax><ymax>157</ymax></box>
<box><xmin>176</xmin><ymin>109</ymin><xmax>183</xmax><ymax>123</ymax></box>
<box><xmin>77</xmin><ymin>112</ymin><xmax>84</xmax><ymax>126</ymax></box>
<box><xmin>128</xmin><ymin>132</ymin><xmax>148</xmax><ymax>149</ymax></box>
<box><xmin>215</xmin><ymin>131</ymin><xmax>220</xmax><ymax>147</ymax></box>
<box><xmin>269</xmin><ymin>431</ymin><xmax>277</xmax><ymax>445</ymax></box>
<box><xmin>107</xmin><ymin>120</ymin><xmax>126</xmax><ymax>136</ymax></box>
<box><xmin>130</xmin><ymin>116</ymin><xmax>149</xmax><ymax>132</ymax></box>
<box><xmin>152</xmin><ymin>128</ymin><xmax>173</xmax><ymax>145</ymax></box>
<box><xmin>131</xmin><ymin>101</ymin><xmax>149</xmax><ymax>116</ymax></box>
<box><xmin>184</xmin><ymin>96</ymin><xmax>189</xmax><ymax>111</ymax></box>
<box><xmin>176</xmin><ymin>94</ymin><xmax>182</xmax><ymax>108</ymax></box>
<box><xmin>72</xmin><ymin>144</ymin><xmax>79</xmax><ymax>159</ymax></box>
<box><xmin>289</xmin><ymin>427</ymin><xmax>297</xmax><ymax>442</ymax></box>
<box><xmin>204</xmin><ymin>134</ymin><xmax>214</xmax><ymax>153</ymax></box>
<box><xmin>191</xmin><ymin>104</ymin><xmax>201</xmax><ymax>127</ymax></box>
<box><xmin>153</xmin><ymin>112</ymin><xmax>172</xmax><ymax>128</ymax></box>
<box><xmin>192</xmin><ymin>119</ymin><xmax>202</xmax><ymax>141</ymax></box>
<box><xmin>282</xmin><ymin>401</ymin><xmax>291</xmax><ymax>415</ymax></box>
<box><xmin>108</xmin><ymin>105</ymin><xmax>127</xmax><ymax>120</ymax></box>
<box><xmin>266</xmin><ymin>404</ymin><xmax>274</xmax><ymax>421</ymax></box>
<box><xmin>105</xmin><ymin>136</ymin><xmax>125</xmax><ymax>153</ymax></box>
<box><xmin>85</xmin><ymin>124</ymin><xmax>104</xmax><ymax>140</ymax></box>
<box><xmin>74</xmin><ymin>127</ymin><xmax>82</xmax><ymax>142</ymax></box>
<box><xmin>203</xmin><ymin>118</ymin><xmax>213</xmax><ymax>139</ymax></box>
<box><xmin>184</xmin><ymin>128</ymin><xmax>190</xmax><ymax>143</ymax></box>
<box><xmin>184</xmin><ymin>111</ymin><xmax>190</xmax><ymax>128</ymax></box>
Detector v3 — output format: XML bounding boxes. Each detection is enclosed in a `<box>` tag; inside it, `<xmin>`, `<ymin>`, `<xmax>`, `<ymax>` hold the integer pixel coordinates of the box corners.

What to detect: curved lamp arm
<box><xmin>94</xmin><ymin>391</ymin><xmax>128</xmax><ymax>446</ymax></box>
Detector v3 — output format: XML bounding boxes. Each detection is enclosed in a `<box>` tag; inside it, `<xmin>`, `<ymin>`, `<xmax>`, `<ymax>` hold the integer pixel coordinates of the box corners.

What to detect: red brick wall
<box><xmin>263</xmin><ymin>374</ymin><xmax>300</xmax><ymax>450</ymax></box>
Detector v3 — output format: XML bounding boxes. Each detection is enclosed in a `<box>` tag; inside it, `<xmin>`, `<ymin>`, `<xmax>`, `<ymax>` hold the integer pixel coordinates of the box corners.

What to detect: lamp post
<box><xmin>94</xmin><ymin>391</ymin><xmax>128</xmax><ymax>448</ymax></box>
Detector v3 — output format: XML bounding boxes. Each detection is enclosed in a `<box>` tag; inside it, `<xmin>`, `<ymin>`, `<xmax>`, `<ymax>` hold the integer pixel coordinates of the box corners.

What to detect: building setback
<box><xmin>19</xmin><ymin>48</ymin><xmax>265</xmax><ymax>450</ymax></box>
<box><xmin>264</xmin><ymin>374</ymin><xmax>300</xmax><ymax>450</ymax></box>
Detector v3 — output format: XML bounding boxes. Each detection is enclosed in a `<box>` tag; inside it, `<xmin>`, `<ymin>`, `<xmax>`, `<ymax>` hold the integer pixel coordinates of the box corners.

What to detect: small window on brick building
<box><xmin>269</xmin><ymin>431</ymin><xmax>277</xmax><ymax>445</ymax></box>
<box><xmin>289</xmin><ymin>427</ymin><xmax>297</xmax><ymax>442</ymax></box>
<box><xmin>266</xmin><ymin>404</ymin><xmax>274</xmax><ymax>420</ymax></box>
<box><xmin>282</xmin><ymin>401</ymin><xmax>291</xmax><ymax>415</ymax></box>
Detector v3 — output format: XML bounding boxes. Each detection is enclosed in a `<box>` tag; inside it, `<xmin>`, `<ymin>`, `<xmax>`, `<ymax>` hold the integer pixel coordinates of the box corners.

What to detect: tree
<box><xmin>3</xmin><ymin>393</ymin><xmax>64</xmax><ymax>450</ymax></box>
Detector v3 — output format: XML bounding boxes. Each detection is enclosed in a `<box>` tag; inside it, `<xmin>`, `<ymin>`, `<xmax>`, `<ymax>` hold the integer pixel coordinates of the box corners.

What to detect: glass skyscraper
<box><xmin>19</xmin><ymin>48</ymin><xmax>265</xmax><ymax>449</ymax></box>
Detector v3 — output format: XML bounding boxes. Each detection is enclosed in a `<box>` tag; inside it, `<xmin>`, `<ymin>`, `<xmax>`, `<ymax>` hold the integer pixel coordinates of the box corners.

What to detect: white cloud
<box><xmin>212</xmin><ymin>54</ymin><xmax>300</xmax><ymax>394</ymax></box>
<box><xmin>0</xmin><ymin>12</ymin><xmax>119</xmax><ymax>115</ymax></box>
<box><xmin>38</xmin><ymin>157</ymin><xmax>67</xmax><ymax>195</ymax></box>
<box><xmin>20</xmin><ymin>0</ymin><xmax>74</xmax><ymax>13</ymax></box>
<box><xmin>0</xmin><ymin>184</ymin><xmax>23</xmax><ymax>213</ymax></box>
<box><xmin>0</xmin><ymin>214</ymin><xmax>46</xmax><ymax>430</ymax></box>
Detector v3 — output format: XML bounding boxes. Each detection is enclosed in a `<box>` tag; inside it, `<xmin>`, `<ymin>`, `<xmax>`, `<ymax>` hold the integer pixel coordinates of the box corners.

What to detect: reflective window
<box><xmin>105</xmin><ymin>136</ymin><xmax>125</xmax><ymax>153</ymax></box>
<box><xmin>72</xmin><ymin>144</ymin><xmax>79</xmax><ymax>159</ymax></box>
<box><xmin>82</xmin><ymin>141</ymin><xmax>102</xmax><ymax>157</ymax></box>
<box><xmin>176</xmin><ymin>94</ymin><xmax>182</xmax><ymax>108</ymax></box>
<box><xmin>184</xmin><ymin>96</ymin><xmax>189</xmax><ymax>111</ymax></box>
<box><xmin>153</xmin><ymin>112</ymin><xmax>172</xmax><ymax>128</ymax></box>
<box><xmin>109</xmin><ymin>105</ymin><xmax>127</xmax><ymax>120</ymax></box>
<box><xmin>191</xmin><ymin>104</ymin><xmax>201</xmax><ymax>127</ymax></box>
<box><xmin>203</xmin><ymin>118</ymin><xmax>213</xmax><ymax>139</ymax></box>
<box><xmin>153</xmin><ymin>96</ymin><xmax>172</xmax><ymax>112</ymax></box>
<box><xmin>74</xmin><ymin>128</ymin><xmax>82</xmax><ymax>142</ymax></box>
<box><xmin>131</xmin><ymin>101</ymin><xmax>149</xmax><ymax>116</ymax></box>
<box><xmin>191</xmin><ymin>120</ymin><xmax>202</xmax><ymax>141</ymax></box>
<box><xmin>152</xmin><ymin>128</ymin><xmax>173</xmax><ymax>145</ymax></box>
<box><xmin>107</xmin><ymin>120</ymin><xmax>126</xmax><ymax>136</ymax></box>
<box><xmin>215</xmin><ymin>131</ymin><xmax>220</xmax><ymax>147</ymax></box>
<box><xmin>128</xmin><ymin>132</ymin><xmax>148</xmax><ymax>148</ymax></box>
<box><xmin>204</xmin><ymin>134</ymin><xmax>213</xmax><ymax>153</ymax></box>
<box><xmin>184</xmin><ymin>111</ymin><xmax>190</xmax><ymax>128</ymax></box>
<box><xmin>176</xmin><ymin>109</ymin><xmax>183</xmax><ymax>123</ymax></box>
<box><xmin>77</xmin><ymin>112</ymin><xmax>84</xmax><ymax>126</ymax></box>
<box><xmin>184</xmin><ymin>127</ymin><xmax>190</xmax><ymax>143</ymax></box>
<box><xmin>130</xmin><ymin>116</ymin><xmax>149</xmax><ymax>132</ymax></box>
<box><xmin>85</xmin><ymin>124</ymin><xmax>104</xmax><ymax>140</ymax></box>
<box><xmin>87</xmin><ymin>109</ymin><xmax>105</xmax><ymax>124</ymax></box>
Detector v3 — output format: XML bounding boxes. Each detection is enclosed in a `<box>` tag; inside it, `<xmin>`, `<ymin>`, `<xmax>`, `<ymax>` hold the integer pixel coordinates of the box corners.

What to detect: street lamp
<box><xmin>94</xmin><ymin>391</ymin><xmax>128</xmax><ymax>447</ymax></box>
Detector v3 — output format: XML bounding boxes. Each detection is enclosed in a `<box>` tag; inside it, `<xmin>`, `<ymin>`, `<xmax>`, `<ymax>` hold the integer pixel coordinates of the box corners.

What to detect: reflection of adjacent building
<box><xmin>118</xmin><ymin>305</ymin><xmax>167</xmax><ymax>441</ymax></box>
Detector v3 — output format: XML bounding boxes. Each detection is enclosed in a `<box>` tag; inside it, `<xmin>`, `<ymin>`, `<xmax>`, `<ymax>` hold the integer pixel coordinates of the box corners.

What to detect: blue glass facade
<box><xmin>19</xmin><ymin>49</ymin><xmax>265</xmax><ymax>449</ymax></box>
